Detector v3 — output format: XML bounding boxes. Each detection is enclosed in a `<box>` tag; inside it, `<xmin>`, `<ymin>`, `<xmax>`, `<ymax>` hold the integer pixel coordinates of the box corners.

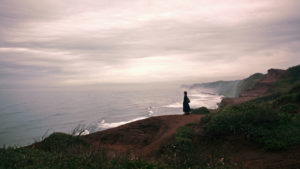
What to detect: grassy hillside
<box><xmin>0</xmin><ymin>133</ymin><xmax>164</xmax><ymax>169</ymax></box>
<box><xmin>161</xmin><ymin>94</ymin><xmax>300</xmax><ymax>168</ymax></box>
<box><xmin>161</xmin><ymin>65</ymin><xmax>300</xmax><ymax>169</ymax></box>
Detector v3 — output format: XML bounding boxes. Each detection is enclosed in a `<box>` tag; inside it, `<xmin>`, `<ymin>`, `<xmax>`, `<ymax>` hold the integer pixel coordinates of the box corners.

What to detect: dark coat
<box><xmin>183</xmin><ymin>95</ymin><xmax>191</xmax><ymax>113</ymax></box>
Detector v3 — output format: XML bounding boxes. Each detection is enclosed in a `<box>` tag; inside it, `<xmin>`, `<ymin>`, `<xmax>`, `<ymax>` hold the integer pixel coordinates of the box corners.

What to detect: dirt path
<box><xmin>85</xmin><ymin>114</ymin><xmax>203</xmax><ymax>157</ymax></box>
<box><xmin>140</xmin><ymin>115</ymin><xmax>203</xmax><ymax>157</ymax></box>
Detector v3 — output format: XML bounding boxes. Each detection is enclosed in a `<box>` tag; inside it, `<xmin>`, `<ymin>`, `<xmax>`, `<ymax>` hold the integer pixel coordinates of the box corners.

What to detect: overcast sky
<box><xmin>0</xmin><ymin>0</ymin><xmax>300</xmax><ymax>87</ymax></box>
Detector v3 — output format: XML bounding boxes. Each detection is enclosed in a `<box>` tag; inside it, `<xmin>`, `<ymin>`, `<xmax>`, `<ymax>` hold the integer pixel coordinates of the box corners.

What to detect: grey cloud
<box><xmin>0</xmin><ymin>0</ymin><xmax>300</xmax><ymax>86</ymax></box>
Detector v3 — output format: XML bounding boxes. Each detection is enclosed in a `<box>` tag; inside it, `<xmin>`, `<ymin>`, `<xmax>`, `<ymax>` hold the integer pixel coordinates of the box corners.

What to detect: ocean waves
<box><xmin>163</xmin><ymin>91</ymin><xmax>222</xmax><ymax>109</ymax></box>
<box><xmin>97</xmin><ymin>117</ymin><xmax>148</xmax><ymax>129</ymax></box>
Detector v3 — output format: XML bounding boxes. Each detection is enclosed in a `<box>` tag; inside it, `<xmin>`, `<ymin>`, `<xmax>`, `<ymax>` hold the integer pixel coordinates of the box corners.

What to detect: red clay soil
<box><xmin>84</xmin><ymin>114</ymin><xmax>203</xmax><ymax>158</ymax></box>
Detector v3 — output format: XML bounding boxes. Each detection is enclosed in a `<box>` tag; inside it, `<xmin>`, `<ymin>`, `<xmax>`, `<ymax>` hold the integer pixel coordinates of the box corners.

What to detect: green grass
<box><xmin>174</xmin><ymin>126</ymin><xmax>194</xmax><ymax>152</ymax></box>
<box><xmin>191</xmin><ymin>107</ymin><xmax>210</xmax><ymax>114</ymax></box>
<box><xmin>0</xmin><ymin>147</ymin><xmax>164</xmax><ymax>169</ymax></box>
<box><xmin>280</xmin><ymin>103</ymin><xmax>299</xmax><ymax>114</ymax></box>
<box><xmin>161</xmin><ymin>124</ymin><xmax>234</xmax><ymax>169</ymax></box>
<box><xmin>34</xmin><ymin>132</ymin><xmax>90</xmax><ymax>153</ymax></box>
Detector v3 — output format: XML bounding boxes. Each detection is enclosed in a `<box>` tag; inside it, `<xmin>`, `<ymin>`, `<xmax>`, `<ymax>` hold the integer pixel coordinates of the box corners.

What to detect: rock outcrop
<box><xmin>221</xmin><ymin>69</ymin><xmax>287</xmax><ymax>106</ymax></box>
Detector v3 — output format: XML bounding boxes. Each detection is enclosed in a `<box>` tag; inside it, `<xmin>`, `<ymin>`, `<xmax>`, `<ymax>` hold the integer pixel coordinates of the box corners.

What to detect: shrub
<box><xmin>202</xmin><ymin>103</ymin><xmax>300</xmax><ymax>150</ymax></box>
<box><xmin>201</xmin><ymin>114</ymin><xmax>214</xmax><ymax>124</ymax></box>
<box><xmin>35</xmin><ymin>132</ymin><xmax>90</xmax><ymax>153</ymax></box>
<box><xmin>191</xmin><ymin>107</ymin><xmax>210</xmax><ymax>114</ymax></box>
<box><xmin>109</xmin><ymin>159</ymin><xmax>164</xmax><ymax>169</ymax></box>
<box><xmin>296</xmin><ymin>93</ymin><xmax>300</xmax><ymax>102</ymax></box>
<box><xmin>289</xmin><ymin>84</ymin><xmax>300</xmax><ymax>94</ymax></box>
<box><xmin>250</xmin><ymin>124</ymin><xmax>300</xmax><ymax>151</ymax></box>
<box><xmin>174</xmin><ymin>126</ymin><xmax>194</xmax><ymax>152</ymax></box>
<box><xmin>287</xmin><ymin>65</ymin><xmax>300</xmax><ymax>81</ymax></box>
<box><xmin>272</xmin><ymin>95</ymin><xmax>295</xmax><ymax>108</ymax></box>
<box><xmin>250</xmin><ymin>92</ymin><xmax>282</xmax><ymax>104</ymax></box>
<box><xmin>280</xmin><ymin>104</ymin><xmax>299</xmax><ymax>114</ymax></box>
<box><xmin>203</xmin><ymin>104</ymin><xmax>281</xmax><ymax>136</ymax></box>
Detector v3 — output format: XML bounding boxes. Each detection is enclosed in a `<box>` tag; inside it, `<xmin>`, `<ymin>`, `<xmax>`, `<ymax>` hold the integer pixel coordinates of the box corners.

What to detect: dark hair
<box><xmin>184</xmin><ymin>91</ymin><xmax>187</xmax><ymax>95</ymax></box>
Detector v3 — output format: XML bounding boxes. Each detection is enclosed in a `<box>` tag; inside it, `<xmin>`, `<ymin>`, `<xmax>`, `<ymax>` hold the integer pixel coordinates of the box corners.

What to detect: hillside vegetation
<box><xmin>161</xmin><ymin>65</ymin><xmax>300</xmax><ymax>168</ymax></box>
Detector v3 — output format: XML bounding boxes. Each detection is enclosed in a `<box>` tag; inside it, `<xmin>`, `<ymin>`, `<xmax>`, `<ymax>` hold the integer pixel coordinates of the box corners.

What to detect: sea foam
<box><xmin>97</xmin><ymin>117</ymin><xmax>148</xmax><ymax>129</ymax></box>
<box><xmin>163</xmin><ymin>91</ymin><xmax>223</xmax><ymax>109</ymax></box>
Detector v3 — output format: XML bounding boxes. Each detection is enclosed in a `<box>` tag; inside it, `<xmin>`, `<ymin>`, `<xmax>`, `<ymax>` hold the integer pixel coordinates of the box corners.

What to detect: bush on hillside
<box><xmin>289</xmin><ymin>84</ymin><xmax>300</xmax><ymax>94</ymax></box>
<box><xmin>280</xmin><ymin>104</ymin><xmax>299</xmax><ymax>114</ymax></box>
<box><xmin>202</xmin><ymin>103</ymin><xmax>300</xmax><ymax>151</ymax></box>
<box><xmin>296</xmin><ymin>93</ymin><xmax>300</xmax><ymax>102</ymax></box>
<box><xmin>272</xmin><ymin>94</ymin><xmax>296</xmax><ymax>108</ymax></box>
<box><xmin>287</xmin><ymin>65</ymin><xmax>300</xmax><ymax>81</ymax></box>
<box><xmin>250</xmin><ymin>92</ymin><xmax>282</xmax><ymax>104</ymax></box>
<box><xmin>191</xmin><ymin>107</ymin><xmax>210</xmax><ymax>114</ymax></box>
<box><xmin>174</xmin><ymin>126</ymin><xmax>194</xmax><ymax>152</ymax></box>
<box><xmin>35</xmin><ymin>132</ymin><xmax>90</xmax><ymax>153</ymax></box>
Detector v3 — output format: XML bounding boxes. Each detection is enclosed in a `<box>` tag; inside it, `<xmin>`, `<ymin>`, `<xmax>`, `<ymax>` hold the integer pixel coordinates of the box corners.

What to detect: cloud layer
<box><xmin>1</xmin><ymin>0</ymin><xmax>300</xmax><ymax>87</ymax></box>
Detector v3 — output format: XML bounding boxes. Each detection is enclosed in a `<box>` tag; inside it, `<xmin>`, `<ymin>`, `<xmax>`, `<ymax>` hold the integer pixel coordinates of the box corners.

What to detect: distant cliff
<box><xmin>186</xmin><ymin>65</ymin><xmax>300</xmax><ymax>107</ymax></box>
<box><xmin>189</xmin><ymin>80</ymin><xmax>241</xmax><ymax>97</ymax></box>
<box><xmin>221</xmin><ymin>68</ymin><xmax>289</xmax><ymax>106</ymax></box>
<box><xmin>187</xmin><ymin>73</ymin><xmax>264</xmax><ymax>97</ymax></box>
<box><xmin>236</xmin><ymin>73</ymin><xmax>264</xmax><ymax>96</ymax></box>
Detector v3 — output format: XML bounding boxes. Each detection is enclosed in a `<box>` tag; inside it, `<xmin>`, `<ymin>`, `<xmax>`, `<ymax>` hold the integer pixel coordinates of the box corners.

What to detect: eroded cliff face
<box><xmin>261</xmin><ymin>69</ymin><xmax>287</xmax><ymax>83</ymax></box>
<box><xmin>221</xmin><ymin>69</ymin><xmax>287</xmax><ymax>106</ymax></box>
<box><xmin>187</xmin><ymin>73</ymin><xmax>265</xmax><ymax>98</ymax></box>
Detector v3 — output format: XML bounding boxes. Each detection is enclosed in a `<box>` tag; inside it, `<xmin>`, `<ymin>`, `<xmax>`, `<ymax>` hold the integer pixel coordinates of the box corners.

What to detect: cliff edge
<box><xmin>221</xmin><ymin>68</ymin><xmax>287</xmax><ymax>106</ymax></box>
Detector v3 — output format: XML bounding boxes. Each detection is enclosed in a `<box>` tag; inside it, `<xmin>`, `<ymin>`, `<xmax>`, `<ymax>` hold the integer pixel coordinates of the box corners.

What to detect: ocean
<box><xmin>0</xmin><ymin>83</ymin><xmax>222</xmax><ymax>147</ymax></box>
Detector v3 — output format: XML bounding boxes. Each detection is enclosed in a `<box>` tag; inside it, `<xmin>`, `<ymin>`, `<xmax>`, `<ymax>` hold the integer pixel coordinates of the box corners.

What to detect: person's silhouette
<box><xmin>183</xmin><ymin>91</ymin><xmax>191</xmax><ymax>115</ymax></box>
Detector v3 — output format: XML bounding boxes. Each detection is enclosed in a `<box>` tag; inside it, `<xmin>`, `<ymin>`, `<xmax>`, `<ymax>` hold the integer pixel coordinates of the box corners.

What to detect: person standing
<box><xmin>183</xmin><ymin>91</ymin><xmax>191</xmax><ymax>115</ymax></box>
